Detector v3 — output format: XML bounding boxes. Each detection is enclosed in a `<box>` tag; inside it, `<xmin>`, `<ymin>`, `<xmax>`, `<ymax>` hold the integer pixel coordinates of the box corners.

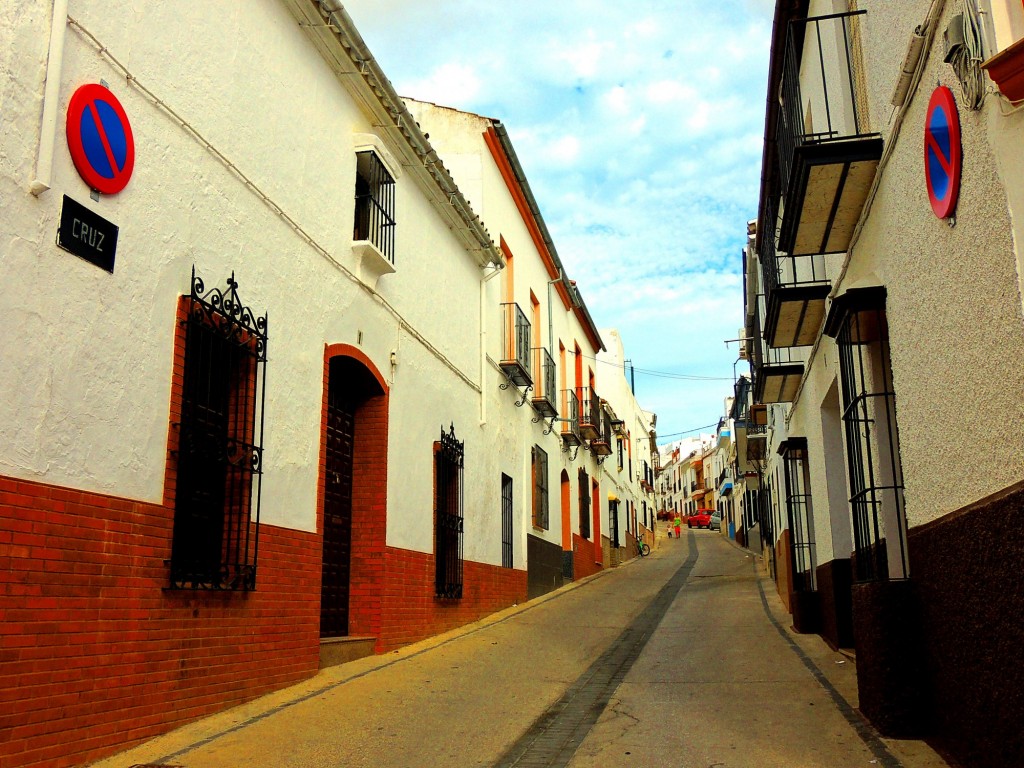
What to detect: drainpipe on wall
<box><xmin>31</xmin><ymin>0</ymin><xmax>69</xmax><ymax>197</ymax></box>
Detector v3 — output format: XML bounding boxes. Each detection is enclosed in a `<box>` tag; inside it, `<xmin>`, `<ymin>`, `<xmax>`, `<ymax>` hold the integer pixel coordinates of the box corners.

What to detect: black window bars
<box><xmin>170</xmin><ymin>268</ymin><xmax>268</xmax><ymax>591</ymax></box>
<box><xmin>578</xmin><ymin>468</ymin><xmax>591</xmax><ymax>539</ymax></box>
<box><xmin>354</xmin><ymin>150</ymin><xmax>396</xmax><ymax>262</ymax></box>
<box><xmin>609</xmin><ymin>500</ymin><xmax>620</xmax><ymax>549</ymax></box>
<box><xmin>501</xmin><ymin>473</ymin><xmax>513</xmax><ymax>569</ymax></box>
<box><xmin>826</xmin><ymin>288</ymin><xmax>908</xmax><ymax>582</ymax></box>
<box><xmin>435</xmin><ymin>424</ymin><xmax>465</xmax><ymax>599</ymax></box>
<box><xmin>781</xmin><ymin>438</ymin><xmax>817</xmax><ymax>592</ymax></box>
<box><xmin>532</xmin><ymin>445</ymin><xmax>549</xmax><ymax>530</ymax></box>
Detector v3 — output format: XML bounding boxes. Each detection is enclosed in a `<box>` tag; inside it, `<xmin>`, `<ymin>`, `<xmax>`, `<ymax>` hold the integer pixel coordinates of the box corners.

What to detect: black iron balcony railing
<box><xmin>745</xmin><ymin>403</ymin><xmax>769</xmax><ymax>462</ymax></box>
<box><xmin>760</xmin><ymin>194</ymin><xmax>833</xmax><ymax>349</ymax></box>
<box><xmin>560</xmin><ymin>389</ymin><xmax>581</xmax><ymax>446</ymax></box>
<box><xmin>531</xmin><ymin>347</ymin><xmax>557</xmax><ymax>418</ymax></box>
<box><xmin>578</xmin><ymin>387</ymin><xmax>601</xmax><ymax>441</ymax></box>
<box><xmin>590</xmin><ymin>409</ymin><xmax>613</xmax><ymax>457</ymax></box>
<box><xmin>775</xmin><ymin>10</ymin><xmax>882</xmax><ymax>256</ymax></box>
<box><xmin>730</xmin><ymin>376</ymin><xmax>752</xmax><ymax>423</ymax></box>
<box><xmin>499</xmin><ymin>302</ymin><xmax>532</xmax><ymax>388</ymax></box>
<box><xmin>752</xmin><ymin>291</ymin><xmax>805</xmax><ymax>404</ymax></box>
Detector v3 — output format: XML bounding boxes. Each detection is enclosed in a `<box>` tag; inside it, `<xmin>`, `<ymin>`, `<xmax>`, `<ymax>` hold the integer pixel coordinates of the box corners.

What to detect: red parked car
<box><xmin>687</xmin><ymin>509</ymin><xmax>713</xmax><ymax>529</ymax></box>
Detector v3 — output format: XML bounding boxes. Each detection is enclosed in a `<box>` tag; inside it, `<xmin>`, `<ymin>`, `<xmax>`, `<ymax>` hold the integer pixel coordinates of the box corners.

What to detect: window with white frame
<box><xmin>354</xmin><ymin>150</ymin><xmax>396</xmax><ymax>262</ymax></box>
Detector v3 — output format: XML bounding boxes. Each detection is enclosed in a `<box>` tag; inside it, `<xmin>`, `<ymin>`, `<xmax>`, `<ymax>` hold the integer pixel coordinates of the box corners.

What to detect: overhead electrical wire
<box><xmin>571</xmin><ymin>350</ymin><xmax>736</xmax><ymax>381</ymax></box>
<box><xmin>655</xmin><ymin>422</ymin><xmax>720</xmax><ymax>439</ymax></box>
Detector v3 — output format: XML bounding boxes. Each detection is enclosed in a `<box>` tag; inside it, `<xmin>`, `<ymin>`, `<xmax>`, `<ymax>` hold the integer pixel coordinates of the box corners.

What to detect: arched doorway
<box><xmin>320</xmin><ymin>348</ymin><xmax>388</xmax><ymax>640</ymax></box>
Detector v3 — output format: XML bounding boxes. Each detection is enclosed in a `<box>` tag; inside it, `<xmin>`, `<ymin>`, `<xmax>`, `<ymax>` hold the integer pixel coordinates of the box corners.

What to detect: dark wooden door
<box><xmin>320</xmin><ymin>402</ymin><xmax>355</xmax><ymax>638</ymax></box>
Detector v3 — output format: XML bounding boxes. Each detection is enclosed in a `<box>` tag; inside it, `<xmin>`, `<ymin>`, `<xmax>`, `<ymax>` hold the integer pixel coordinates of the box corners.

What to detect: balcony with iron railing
<box><xmin>744</xmin><ymin>404</ymin><xmax>769</xmax><ymax>462</ymax></box>
<box><xmin>560</xmin><ymin>389</ymin><xmax>581</xmax><ymax>447</ymax></box>
<box><xmin>530</xmin><ymin>347</ymin><xmax>557</xmax><ymax>418</ymax></box>
<box><xmin>579</xmin><ymin>387</ymin><xmax>601</xmax><ymax>441</ymax></box>
<box><xmin>760</xmin><ymin>194</ymin><xmax>833</xmax><ymax>349</ymax></box>
<box><xmin>718</xmin><ymin>466</ymin><xmax>734</xmax><ymax>496</ymax></box>
<box><xmin>774</xmin><ymin>10</ymin><xmax>882</xmax><ymax>257</ymax></box>
<box><xmin>590</xmin><ymin>408</ymin><xmax>613</xmax><ymax>457</ymax></box>
<box><xmin>499</xmin><ymin>303</ymin><xmax>532</xmax><ymax>388</ymax></box>
<box><xmin>752</xmin><ymin>290</ymin><xmax>806</xmax><ymax>405</ymax></box>
<box><xmin>730</xmin><ymin>375</ymin><xmax>753</xmax><ymax>424</ymax></box>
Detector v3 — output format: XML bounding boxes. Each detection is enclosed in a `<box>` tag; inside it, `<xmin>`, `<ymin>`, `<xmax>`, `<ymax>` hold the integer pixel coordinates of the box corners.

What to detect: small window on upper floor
<box><xmin>354</xmin><ymin>150</ymin><xmax>396</xmax><ymax>263</ymax></box>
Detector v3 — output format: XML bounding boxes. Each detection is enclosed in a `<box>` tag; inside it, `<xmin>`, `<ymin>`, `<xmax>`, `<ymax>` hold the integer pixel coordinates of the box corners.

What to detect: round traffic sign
<box><xmin>66</xmin><ymin>83</ymin><xmax>135</xmax><ymax>195</ymax></box>
<box><xmin>924</xmin><ymin>86</ymin><xmax>961</xmax><ymax>219</ymax></box>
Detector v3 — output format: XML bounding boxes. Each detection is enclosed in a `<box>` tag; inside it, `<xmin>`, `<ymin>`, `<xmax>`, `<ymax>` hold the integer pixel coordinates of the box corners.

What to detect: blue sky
<box><xmin>342</xmin><ymin>0</ymin><xmax>774</xmax><ymax>442</ymax></box>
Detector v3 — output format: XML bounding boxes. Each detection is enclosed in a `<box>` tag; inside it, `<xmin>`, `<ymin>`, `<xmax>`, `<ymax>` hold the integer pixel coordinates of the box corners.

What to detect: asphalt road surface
<box><xmin>92</xmin><ymin>530</ymin><xmax>949</xmax><ymax>768</ymax></box>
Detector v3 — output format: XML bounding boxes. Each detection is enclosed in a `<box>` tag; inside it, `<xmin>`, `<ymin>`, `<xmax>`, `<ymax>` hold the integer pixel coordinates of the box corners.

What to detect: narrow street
<box><xmin>93</xmin><ymin>533</ymin><xmax>947</xmax><ymax>768</ymax></box>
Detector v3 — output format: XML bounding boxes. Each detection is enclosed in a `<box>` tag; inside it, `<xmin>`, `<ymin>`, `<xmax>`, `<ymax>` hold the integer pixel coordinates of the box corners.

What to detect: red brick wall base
<box><xmin>377</xmin><ymin>546</ymin><xmax>528</xmax><ymax>651</ymax></box>
<box><xmin>0</xmin><ymin>474</ymin><xmax>320</xmax><ymax>768</ymax></box>
<box><xmin>2</xmin><ymin>473</ymin><xmax>533</xmax><ymax>767</ymax></box>
<box><xmin>572</xmin><ymin>534</ymin><xmax>603</xmax><ymax>580</ymax></box>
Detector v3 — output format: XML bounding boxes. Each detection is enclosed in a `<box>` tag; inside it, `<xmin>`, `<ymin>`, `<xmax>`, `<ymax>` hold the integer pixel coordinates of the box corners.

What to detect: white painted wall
<box><xmin>404</xmin><ymin>99</ymin><xmax>619</xmax><ymax>569</ymax></box>
<box><xmin>0</xmin><ymin>0</ymin><xmax>493</xmax><ymax>549</ymax></box>
<box><xmin>771</xmin><ymin>0</ymin><xmax>1024</xmax><ymax>566</ymax></box>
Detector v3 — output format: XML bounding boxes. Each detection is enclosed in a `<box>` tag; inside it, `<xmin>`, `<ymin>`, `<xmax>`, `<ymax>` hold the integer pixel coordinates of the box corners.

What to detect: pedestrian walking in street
<box><xmin>673</xmin><ymin>514</ymin><xmax>681</xmax><ymax>538</ymax></box>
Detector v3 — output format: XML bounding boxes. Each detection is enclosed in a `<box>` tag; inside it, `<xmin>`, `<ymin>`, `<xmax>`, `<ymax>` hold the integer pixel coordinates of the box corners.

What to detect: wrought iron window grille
<box><xmin>532</xmin><ymin>445</ymin><xmax>550</xmax><ymax>530</ymax></box>
<box><xmin>435</xmin><ymin>424</ymin><xmax>465</xmax><ymax>599</ymax></box>
<box><xmin>781</xmin><ymin>438</ymin><xmax>817</xmax><ymax>592</ymax></box>
<box><xmin>354</xmin><ymin>150</ymin><xmax>396</xmax><ymax>262</ymax></box>
<box><xmin>501</xmin><ymin>473</ymin><xmax>513</xmax><ymax>569</ymax></box>
<box><xmin>578</xmin><ymin>468</ymin><xmax>591</xmax><ymax>539</ymax></box>
<box><xmin>169</xmin><ymin>268</ymin><xmax>268</xmax><ymax>591</ymax></box>
<box><xmin>825</xmin><ymin>288</ymin><xmax>909</xmax><ymax>583</ymax></box>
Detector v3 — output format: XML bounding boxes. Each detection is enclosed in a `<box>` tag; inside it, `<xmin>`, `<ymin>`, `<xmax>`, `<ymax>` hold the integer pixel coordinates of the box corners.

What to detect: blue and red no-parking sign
<box><xmin>924</xmin><ymin>86</ymin><xmax>961</xmax><ymax>220</ymax></box>
<box><xmin>66</xmin><ymin>83</ymin><xmax>135</xmax><ymax>195</ymax></box>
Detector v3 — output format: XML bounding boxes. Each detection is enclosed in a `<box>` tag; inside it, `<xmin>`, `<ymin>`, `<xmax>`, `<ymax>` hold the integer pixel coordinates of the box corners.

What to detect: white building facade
<box><xmin>0</xmin><ymin>2</ymin><xmax>658</xmax><ymax>766</ymax></box>
<box><xmin>748</xmin><ymin>2</ymin><xmax>1024</xmax><ymax>766</ymax></box>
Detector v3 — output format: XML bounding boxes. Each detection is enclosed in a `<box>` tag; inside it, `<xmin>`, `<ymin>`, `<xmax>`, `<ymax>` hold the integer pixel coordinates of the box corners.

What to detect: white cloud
<box><xmin>645</xmin><ymin>80</ymin><xmax>699</xmax><ymax>105</ymax></box>
<box><xmin>404</xmin><ymin>62</ymin><xmax>481</xmax><ymax>106</ymax></box>
<box><xmin>341</xmin><ymin>0</ymin><xmax>774</xmax><ymax>435</ymax></box>
<box><xmin>602</xmin><ymin>85</ymin><xmax>630</xmax><ymax>115</ymax></box>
